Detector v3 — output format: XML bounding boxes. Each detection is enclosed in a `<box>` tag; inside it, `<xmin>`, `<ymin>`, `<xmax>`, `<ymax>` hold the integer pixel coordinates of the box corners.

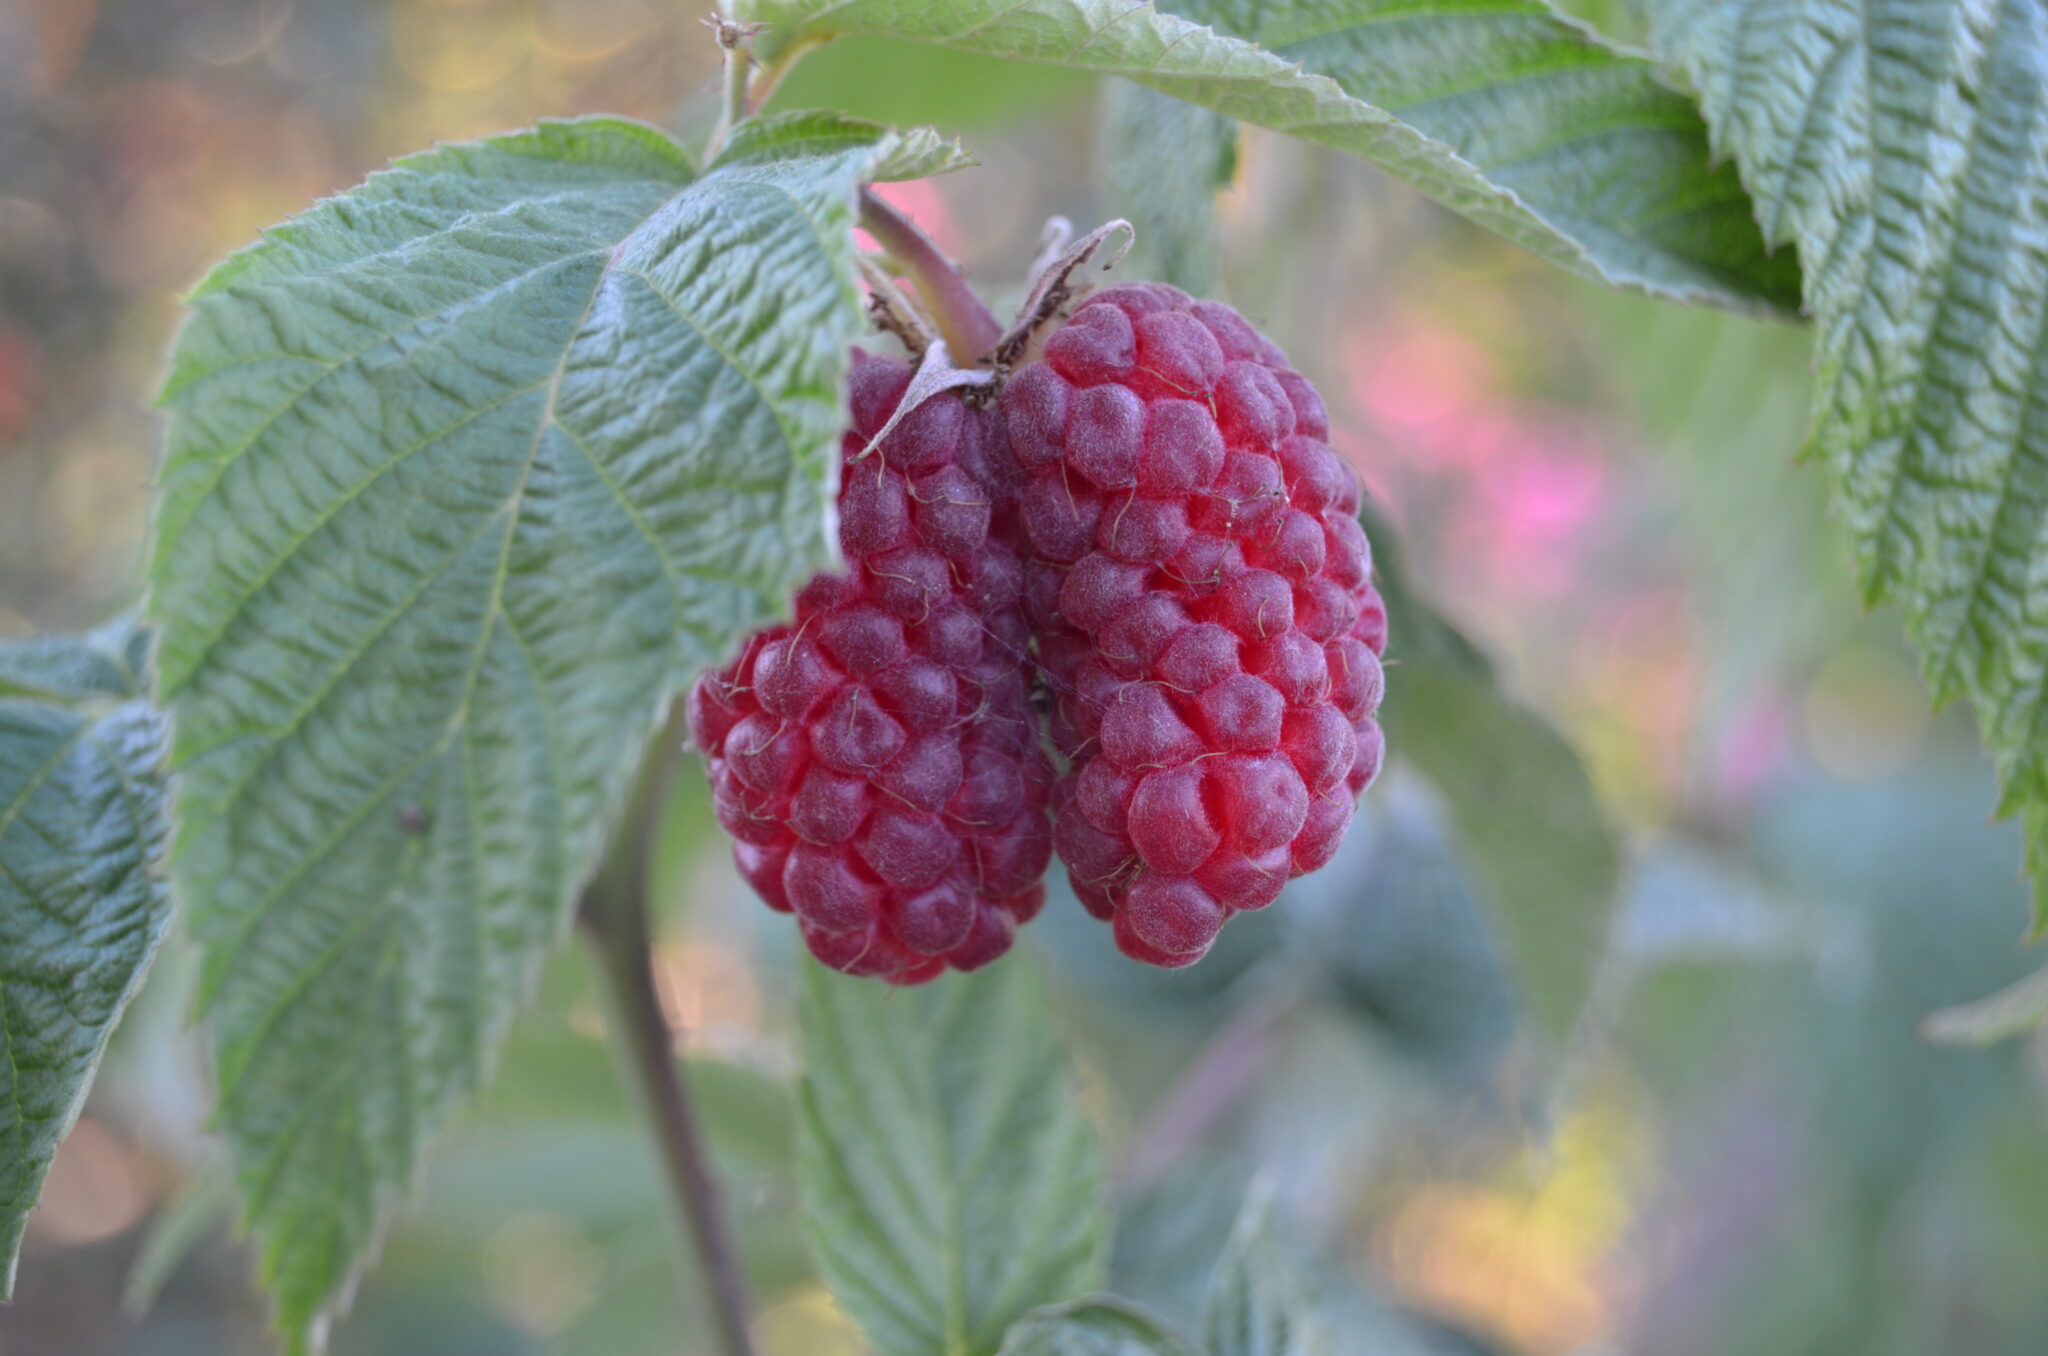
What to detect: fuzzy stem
<box><xmin>580</xmin><ymin>716</ymin><xmax>757</xmax><ymax>1356</ymax></box>
<box><xmin>858</xmin><ymin>186</ymin><xmax>1004</xmax><ymax>364</ymax></box>
<box><xmin>703</xmin><ymin>18</ymin><xmax>754</xmax><ymax>162</ymax></box>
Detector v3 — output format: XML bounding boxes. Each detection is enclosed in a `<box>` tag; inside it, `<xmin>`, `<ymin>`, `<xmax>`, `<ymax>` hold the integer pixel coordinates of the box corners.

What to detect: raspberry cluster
<box><xmin>688</xmin><ymin>352</ymin><xmax>1054</xmax><ymax>983</ymax></box>
<box><xmin>695</xmin><ymin>282</ymin><xmax>1384</xmax><ymax>981</ymax></box>
<box><xmin>1000</xmin><ymin>284</ymin><xmax>1386</xmax><ymax>967</ymax></box>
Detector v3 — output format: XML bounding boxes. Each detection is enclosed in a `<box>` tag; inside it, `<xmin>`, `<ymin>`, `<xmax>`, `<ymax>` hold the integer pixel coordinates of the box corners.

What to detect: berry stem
<box><xmin>580</xmin><ymin>712</ymin><xmax>758</xmax><ymax>1356</ymax></box>
<box><xmin>858</xmin><ymin>186</ymin><xmax>1005</xmax><ymax>365</ymax></box>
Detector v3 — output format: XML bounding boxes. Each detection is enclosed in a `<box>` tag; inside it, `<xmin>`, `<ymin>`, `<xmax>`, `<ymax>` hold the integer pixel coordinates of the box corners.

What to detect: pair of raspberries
<box><xmin>686</xmin><ymin>284</ymin><xmax>1386</xmax><ymax>982</ymax></box>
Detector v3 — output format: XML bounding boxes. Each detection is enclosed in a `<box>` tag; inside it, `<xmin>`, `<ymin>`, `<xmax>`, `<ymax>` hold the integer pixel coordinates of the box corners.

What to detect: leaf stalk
<box><xmin>858</xmin><ymin>187</ymin><xmax>1005</xmax><ymax>365</ymax></box>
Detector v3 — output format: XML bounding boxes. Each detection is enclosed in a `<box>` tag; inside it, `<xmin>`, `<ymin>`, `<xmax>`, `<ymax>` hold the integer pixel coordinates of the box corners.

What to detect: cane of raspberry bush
<box><xmin>689</xmin><ymin>352</ymin><xmax>1054</xmax><ymax>984</ymax></box>
<box><xmin>1001</xmin><ymin>283</ymin><xmax>1386</xmax><ymax>968</ymax></box>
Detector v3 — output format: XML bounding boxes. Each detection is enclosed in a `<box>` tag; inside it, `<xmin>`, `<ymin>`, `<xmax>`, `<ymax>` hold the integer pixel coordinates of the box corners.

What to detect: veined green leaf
<box><xmin>743</xmin><ymin>0</ymin><xmax>1801</xmax><ymax>314</ymax></box>
<box><xmin>1644</xmin><ymin>0</ymin><xmax>2048</xmax><ymax>927</ymax></box>
<box><xmin>798</xmin><ymin>952</ymin><xmax>1106</xmax><ymax>1356</ymax></box>
<box><xmin>1160</xmin><ymin>1180</ymin><xmax>1474</xmax><ymax>1356</ymax></box>
<box><xmin>998</xmin><ymin>1296</ymin><xmax>1206</xmax><ymax>1356</ymax></box>
<box><xmin>0</xmin><ymin>619</ymin><xmax>169</xmax><ymax>1297</ymax></box>
<box><xmin>715</xmin><ymin>108</ymin><xmax>977</xmax><ymax>180</ymax></box>
<box><xmin>1199</xmin><ymin>1188</ymin><xmax>1330</xmax><ymax>1356</ymax></box>
<box><xmin>147</xmin><ymin>114</ymin><xmax>926</xmax><ymax>1347</ymax></box>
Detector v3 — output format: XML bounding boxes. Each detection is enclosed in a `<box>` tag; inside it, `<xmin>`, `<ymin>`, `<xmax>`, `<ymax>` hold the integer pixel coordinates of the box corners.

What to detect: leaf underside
<box><xmin>1098</xmin><ymin>80</ymin><xmax>1235</xmax><ymax>297</ymax></box>
<box><xmin>1199</xmin><ymin>1188</ymin><xmax>1333</xmax><ymax>1356</ymax></box>
<box><xmin>1645</xmin><ymin>0</ymin><xmax>2048</xmax><ymax>924</ymax></box>
<box><xmin>798</xmin><ymin>953</ymin><xmax>1105</xmax><ymax>1356</ymax></box>
<box><xmin>997</xmin><ymin>1295</ymin><xmax>1205</xmax><ymax>1356</ymax></box>
<box><xmin>745</xmin><ymin>0</ymin><xmax>1802</xmax><ymax>314</ymax></box>
<box><xmin>147</xmin><ymin>113</ymin><xmax>923</xmax><ymax>1346</ymax></box>
<box><xmin>0</xmin><ymin>620</ymin><xmax>169</xmax><ymax>1297</ymax></box>
<box><xmin>1922</xmin><ymin>959</ymin><xmax>2048</xmax><ymax>1045</ymax></box>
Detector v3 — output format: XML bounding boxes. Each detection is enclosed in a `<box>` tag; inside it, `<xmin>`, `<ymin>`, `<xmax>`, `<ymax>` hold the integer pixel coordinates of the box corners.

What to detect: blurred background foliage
<box><xmin>3</xmin><ymin>1</ymin><xmax>2046</xmax><ymax>1353</ymax></box>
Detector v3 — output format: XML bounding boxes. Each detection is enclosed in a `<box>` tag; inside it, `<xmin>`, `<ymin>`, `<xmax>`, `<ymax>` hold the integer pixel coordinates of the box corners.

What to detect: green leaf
<box><xmin>998</xmin><ymin>1296</ymin><xmax>1206</xmax><ymax>1356</ymax></box>
<box><xmin>766</xmin><ymin>35</ymin><xmax>1098</xmax><ymax>131</ymax></box>
<box><xmin>743</xmin><ymin>0</ymin><xmax>1801</xmax><ymax>314</ymax></box>
<box><xmin>1365</xmin><ymin>506</ymin><xmax>1622</xmax><ymax>1040</ymax></box>
<box><xmin>1921</xmin><ymin>962</ymin><xmax>2048</xmax><ymax>1047</ymax></box>
<box><xmin>1098</xmin><ymin>81</ymin><xmax>1235</xmax><ymax>297</ymax></box>
<box><xmin>0</xmin><ymin>617</ymin><xmax>151</xmax><ymax>702</ymax></box>
<box><xmin>1298</xmin><ymin>791</ymin><xmax>1519</xmax><ymax>1072</ymax></box>
<box><xmin>1386</xmin><ymin>670</ymin><xmax>1621</xmax><ymax>1041</ymax></box>
<box><xmin>1199</xmin><ymin>1188</ymin><xmax>1330</xmax><ymax>1356</ymax></box>
<box><xmin>715</xmin><ymin>109</ymin><xmax>978</xmax><ymax>181</ymax></box>
<box><xmin>146</xmin><ymin>114</ymin><xmax>926</xmax><ymax>1346</ymax></box>
<box><xmin>1107</xmin><ymin>1167</ymin><xmax>1246</xmax><ymax>1331</ymax></box>
<box><xmin>798</xmin><ymin>952</ymin><xmax>1106</xmax><ymax>1356</ymax></box>
<box><xmin>1642</xmin><ymin>0</ymin><xmax>2048</xmax><ymax>923</ymax></box>
<box><xmin>1159</xmin><ymin>1180</ymin><xmax>1474</xmax><ymax>1356</ymax></box>
<box><xmin>0</xmin><ymin>619</ymin><xmax>169</xmax><ymax>1297</ymax></box>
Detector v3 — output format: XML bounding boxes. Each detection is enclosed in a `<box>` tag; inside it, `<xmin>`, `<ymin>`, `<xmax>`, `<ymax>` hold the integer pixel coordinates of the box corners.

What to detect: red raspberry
<box><xmin>689</xmin><ymin>352</ymin><xmax>1053</xmax><ymax>983</ymax></box>
<box><xmin>1001</xmin><ymin>284</ymin><xmax>1386</xmax><ymax>967</ymax></box>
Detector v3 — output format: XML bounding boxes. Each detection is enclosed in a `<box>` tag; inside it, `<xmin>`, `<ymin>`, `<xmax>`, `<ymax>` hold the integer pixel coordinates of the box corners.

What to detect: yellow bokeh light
<box><xmin>390</xmin><ymin>1</ymin><xmax>527</xmax><ymax>93</ymax></box>
<box><xmin>1375</xmin><ymin>1096</ymin><xmax>1652</xmax><ymax>1354</ymax></box>
<box><xmin>533</xmin><ymin>0</ymin><xmax>658</xmax><ymax>65</ymax></box>
<box><xmin>756</xmin><ymin>1284</ymin><xmax>865</xmax><ymax>1356</ymax></box>
<box><xmin>480</xmin><ymin>1211</ymin><xmax>605</xmax><ymax>1336</ymax></box>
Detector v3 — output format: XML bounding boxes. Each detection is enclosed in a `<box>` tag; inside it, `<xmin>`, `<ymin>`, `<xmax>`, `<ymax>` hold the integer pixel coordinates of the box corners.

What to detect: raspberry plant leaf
<box><xmin>997</xmin><ymin>1296</ymin><xmax>1205</xmax><ymax>1356</ymax></box>
<box><xmin>146</xmin><ymin>113</ymin><xmax>954</xmax><ymax>1348</ymax></box>
<box><xmin>1364</xmin><ymin>506</ymin><xmax>1621</xmax><ymax>1041</ymax></box>
<box><xmin>1199</xmin><ymin>1188</ymin><xmax>1331</xmax><ymax>1356</ymax></box>
<box><xmin>1387</xmin><ymin>668</ymin><xmax>1618</xmax><ymax>1040</ymax></box>
<box><xmin>1645</xmin><ymin>0</ymin><xmax>2048</xmax><ymax>932</ymax></box>
<box><xmin>742</xmin><ymin>0</ymin><xmax>1802</xmax><ymax>315</ymax></box>
<box><xmin>0</xmin><ymin>619</ymin><xmax>169</xmax><ymax>1297</ymax></box>
<box><xmin>797</xmin><ymin>952</ymin><xmax>1106</xmax><ymax>1356</ymax></box>
<box><xmin>1922</xmin><ymin>959</ymin><xmax>2048</xmax><ymax>1047</ymax></box>
<box><xmin>1098</xmin><ymin>81</ymin><xmax>1236</xmax><ymax>297</ymax></box>
<box><xmin>714</xmin><ymin>110</ymin><xmax>977</xmax><ymax>179</ymax></box>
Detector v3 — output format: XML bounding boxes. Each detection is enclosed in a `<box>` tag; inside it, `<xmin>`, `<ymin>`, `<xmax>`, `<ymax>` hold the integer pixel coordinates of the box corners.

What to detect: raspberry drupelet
<box><xmin>689</xmin><ymin>352</ymin><xmax>1054</xmax><ymax>984</ymax></box>
<box><xmin>1000</xmin><ymin>283</ymin><xmax>1386</xmax><ymax>967</ymax></box>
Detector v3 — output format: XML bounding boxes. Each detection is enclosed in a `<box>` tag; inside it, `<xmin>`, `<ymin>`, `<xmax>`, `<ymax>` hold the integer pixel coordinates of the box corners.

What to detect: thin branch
<box><xmin>580</xmin><ymin>709</ymin><xmax>757</xmax><ymax>1356</ymax></box>
<box><xmin>858</xmin><ymin>187</ymin><xmax>1005</xmax><ymax>365</ymax></box>
<box><xmin>702</xmin><ymin>13</ymin><xmax>765</xmax><ymax>162</ymax></box>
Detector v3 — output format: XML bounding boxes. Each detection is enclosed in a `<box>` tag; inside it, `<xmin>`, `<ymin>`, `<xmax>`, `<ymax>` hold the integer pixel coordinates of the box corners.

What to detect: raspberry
<box><xmin>690</xmin><ymin>352</ymin><xmax>1053</xmax><ymax>984</ymax></box>
<box><xmin>1001</xmin><ymin>284</ymin><xmax>1385</xmax><ymax>967</ymax></box>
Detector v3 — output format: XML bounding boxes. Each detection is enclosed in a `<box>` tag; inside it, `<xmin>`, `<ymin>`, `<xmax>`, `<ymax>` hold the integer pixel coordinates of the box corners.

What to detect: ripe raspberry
<box><xmin>1001</xmin><ymin>284</ymin><xmax>1386</xmax><ymax>967</ymax></box>
<box><xmin>689</xmin><ymin>352</ymin><xmax>1053</xmax><ymax>984</ymax></box>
